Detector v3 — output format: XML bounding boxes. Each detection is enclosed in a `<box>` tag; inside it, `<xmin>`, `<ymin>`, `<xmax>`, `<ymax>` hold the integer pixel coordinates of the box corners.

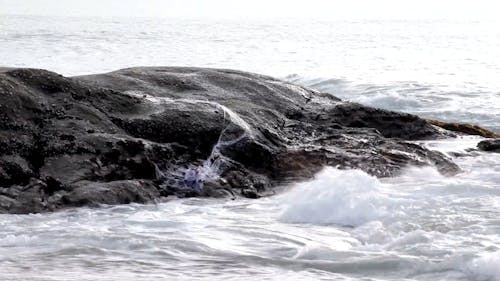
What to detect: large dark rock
<box><xmin>0</xmin><ymin>67</ymin><xmax>462</xmax><ymax>214</ymax></box>
<box><xmin>477</xmin><ymin>139</ymin><xmax>500</xmax><ymax>152</ymax></box>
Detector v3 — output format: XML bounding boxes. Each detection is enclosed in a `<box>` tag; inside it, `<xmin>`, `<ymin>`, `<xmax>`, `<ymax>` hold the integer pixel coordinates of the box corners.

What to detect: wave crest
<box><xmin>278</xmin><ymin>167</ymin><xmax>404</xmax><ymax>227</ymax></box>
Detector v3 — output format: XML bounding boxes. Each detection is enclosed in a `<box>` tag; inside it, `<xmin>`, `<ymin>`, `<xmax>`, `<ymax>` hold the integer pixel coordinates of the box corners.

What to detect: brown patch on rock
<box><xmin>427</xmin><ymin>119</ymin><xmax>500</xmax><ymax>138</ymax></box>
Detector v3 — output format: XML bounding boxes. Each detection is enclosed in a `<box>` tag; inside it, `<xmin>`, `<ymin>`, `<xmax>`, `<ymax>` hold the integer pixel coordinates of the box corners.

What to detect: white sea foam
<box><xmin>279</xmin><ymin>167</ymin><xmax>405</xmax><ymax>227</ymax></box>
<box><xmin>466</xmin><ymin>251</ymin><xmax>500</xmax><ymax>281</ymax></box>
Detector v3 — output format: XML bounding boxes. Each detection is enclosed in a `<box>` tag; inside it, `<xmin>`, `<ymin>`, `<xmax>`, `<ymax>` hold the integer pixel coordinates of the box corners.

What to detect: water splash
<box><xmin>126</xmin><ymin>91</ymin><xmax>253</xmax><ymax>188</ymax></box>
<box><xmin>278</xmin><ymin>167</ymin><xmax>406</xmax><ymax>227</ymax></box>
<box><xmin>194</xmin><ymin>100</ymin><xmax>253</xmax><ymax>186</ymax></box>
<box><xmin>465</xmin><ymin>251</ymin><xmax>500</xmax><ymax>281</ymax></box>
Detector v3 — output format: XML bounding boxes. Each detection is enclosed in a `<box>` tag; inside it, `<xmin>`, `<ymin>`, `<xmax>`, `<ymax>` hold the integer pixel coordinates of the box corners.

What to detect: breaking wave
<box><xmin>279</xmin><ymin>167</ymin><xmax>406</xmax><ymax>227</ymax></box>
<box><xmin>466</xmin><ymin>251</ymin><xmax>500</xmax><ymax>281</ymax></box>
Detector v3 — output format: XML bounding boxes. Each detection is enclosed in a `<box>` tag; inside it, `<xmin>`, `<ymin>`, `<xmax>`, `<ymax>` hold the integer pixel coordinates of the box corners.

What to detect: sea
<box><xmin>0</xmin><ymin>15</ymin><xmax>499</xmax><ymax>281</ymax></box>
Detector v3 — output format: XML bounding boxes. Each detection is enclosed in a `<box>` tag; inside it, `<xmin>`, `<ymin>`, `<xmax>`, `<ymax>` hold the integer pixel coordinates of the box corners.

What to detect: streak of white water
<box><xmin>125</xmin><ymin>90</ymin><xmax>252</xmax><ymax>182</ymax></box>
<box><xmin>125</xmin><ymin>91</ymin><xmax>252</xmax><ymax>135</ymax></box>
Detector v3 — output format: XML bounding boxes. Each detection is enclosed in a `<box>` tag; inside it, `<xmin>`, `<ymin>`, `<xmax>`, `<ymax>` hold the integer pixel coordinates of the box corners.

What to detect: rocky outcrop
<box><xmin>477</xmin><ymin>139</ymin><xmax>500</xmax><ymax>152</ymax></box>
<box><xmin>0</xmin><ymin>67</ymin><xmax>461</xmax><ymax>214</ymax></box>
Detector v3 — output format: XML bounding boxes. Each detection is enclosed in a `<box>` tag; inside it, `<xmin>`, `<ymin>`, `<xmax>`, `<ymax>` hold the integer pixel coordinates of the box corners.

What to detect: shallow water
<box><xmin>0</xmin><ymin>16</ymin><xmax>499</xmax><ymax>280</ymax></box>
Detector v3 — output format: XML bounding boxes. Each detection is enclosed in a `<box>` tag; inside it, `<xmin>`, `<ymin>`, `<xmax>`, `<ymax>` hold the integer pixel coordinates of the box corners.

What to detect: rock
<box><xmin>40</xmin><ymin>154</ymin><xmax>95</xmax><ymax>185</ymax></box>
<box><xmin>6</xmin><ymin>179</ymin><xmax>49</xmax><ymax>214</ymax></box>
<box><xmin>241</xmin><ymin>189</ymin><xmax>260</xmax><ymax>199</ymax></box>
<box><xmin>329</xmin><ymin>103</ymin><xmax>449</xmax><ymax>140</ymax></box>
<box><xmin>0</xmin><ymin>155</ymin><xmax>34</xmax><ymax>187</ymax></box>
<box><xmin>0</xmin><ymin>195</ymin><xmax>17</xmax><ymax>213</ymax></box>
<box><xmin>201</xmin><ymin>178</ymin><xmax>234</xmax><ymax>198</ymax></box>
<box><xmin>477</xmin><ymin>139</ymin><xmax>500</xmax><ymax>152</ymax></box>
<box><xmin>60</xmin><ymin>180</ymin><xmax>160</xmax><ymax>207</ymax></box>
<box><xmin>427</xmin><ymin>119</ymin><xmax>500</xmax><ymax>138</ymax></box>
<box><xmin>0</xmin><ymin>66</ymin><xmax>464</xmax><ymax>213</ymax></box>
<box><xmin>42</xmin><ymin>176</ymin><xmax>66</xmax><ymax>195</ymax></box>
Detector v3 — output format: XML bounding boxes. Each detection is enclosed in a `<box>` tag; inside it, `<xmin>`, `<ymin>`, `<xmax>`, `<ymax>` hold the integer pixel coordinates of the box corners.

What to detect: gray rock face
<box><xmin>0</xmin><ymin>67</ymin><xmax>460</xmax><ymax>214</ymax></box>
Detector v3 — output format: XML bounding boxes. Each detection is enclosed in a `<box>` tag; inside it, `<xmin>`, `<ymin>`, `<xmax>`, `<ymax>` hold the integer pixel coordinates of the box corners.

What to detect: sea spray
<box><xmin>279</xmin><ymin>167</ymin><xmax>405</xmax><ymax>227</ymax></box>
<box><xmin>465</xmin><ymin>251</ymin><xmax>500</xmax><ymax>281</ymax></box>
<box><xmin>198</xmin><ymin>102</ymin><xmax>252</xmax><ymax>176</ymax></box>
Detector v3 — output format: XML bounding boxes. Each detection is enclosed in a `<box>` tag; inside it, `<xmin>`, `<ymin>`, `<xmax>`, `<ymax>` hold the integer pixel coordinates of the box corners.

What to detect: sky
<box><xmin>1</xmin><ymin>0</ymin><xmax>499</xmax><ymax>20</ymax></box>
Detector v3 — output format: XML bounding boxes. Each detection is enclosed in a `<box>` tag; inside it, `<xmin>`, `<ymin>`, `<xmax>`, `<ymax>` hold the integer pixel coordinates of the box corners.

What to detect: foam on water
<box><xmin>279</xmin><ymin>167</ymin><xmax>405</xmax><ymax>227</ymax></box>
<box><xmin>466</xmin><ymin>251</ymin><xmax>500</xmax><ymax>281</ymax></box>
<box><xmin>272</xmin><ymin>138</ymin><xmax>500</xmax><ymax>279</ymax></box>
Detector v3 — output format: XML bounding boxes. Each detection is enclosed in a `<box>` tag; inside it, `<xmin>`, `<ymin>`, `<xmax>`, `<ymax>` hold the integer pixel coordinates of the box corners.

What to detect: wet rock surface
<box><xmin>0</xmin><ymin>67</ymin><xmax>462</xmax><ymax>213</ymax></box>
<box><xmin>477</xmin><ymin>139</ymin><xmax>500</xmax><ymax>152</ymax></box>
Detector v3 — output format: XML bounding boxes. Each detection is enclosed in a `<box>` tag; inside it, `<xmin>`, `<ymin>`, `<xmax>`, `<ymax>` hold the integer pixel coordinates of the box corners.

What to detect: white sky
<box><xmin>1</xmin><ymin>0</ymin><xmax>499</xmax><ymax>20</ymax></box>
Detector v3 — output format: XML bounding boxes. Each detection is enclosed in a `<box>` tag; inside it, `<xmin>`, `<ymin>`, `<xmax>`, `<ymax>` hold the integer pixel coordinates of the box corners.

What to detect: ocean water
<box><xmin>0</xmin><ymin>15</ymin><xmax>499</xmax><ymax>281</ymax></box>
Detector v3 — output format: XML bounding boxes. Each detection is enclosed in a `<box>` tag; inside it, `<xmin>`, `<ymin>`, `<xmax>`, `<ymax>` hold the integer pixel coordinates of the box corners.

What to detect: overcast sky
<box><xmin>1</xmin><ymin>0</ymin><xmax>499</xmax><ymax>20</ymax></box>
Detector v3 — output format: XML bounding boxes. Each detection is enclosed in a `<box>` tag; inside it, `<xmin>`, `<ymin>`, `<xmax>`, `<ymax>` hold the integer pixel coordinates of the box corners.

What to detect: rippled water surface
<box><xmin>0</xmin><ymin>16</ymin><xmax>499</xmax><ymax>280</ymax></box>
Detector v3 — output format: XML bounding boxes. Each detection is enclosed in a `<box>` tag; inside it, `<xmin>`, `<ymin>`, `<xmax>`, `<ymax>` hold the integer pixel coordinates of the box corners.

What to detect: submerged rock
<box><xmin>477</xmin><ymin>139</ymin><xmax>500</xmax><ymax>152</ymax></box>
<box><xmin>0</xmin><ymin>67</ymin><xmax>462</xmax><ymax>213</ymax></box>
